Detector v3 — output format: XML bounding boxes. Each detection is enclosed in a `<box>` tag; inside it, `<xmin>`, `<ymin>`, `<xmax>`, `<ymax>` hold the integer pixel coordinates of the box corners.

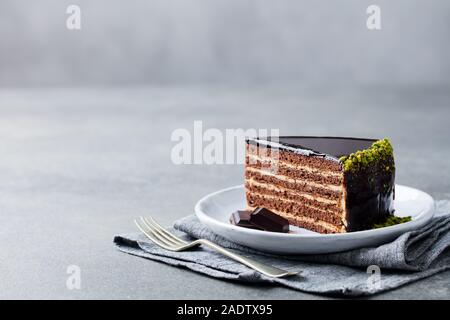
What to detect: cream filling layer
<box><xmin>245</xmin><ymin>167</ymin><xmax>343</xmax><ymax>192</ymax></box>
<box><xmin>286</xmin><ymin>213</ymin><xmax>345</xmax><ymax>233</ymax></box>
<box><xmin>248</xmin><ymin>191</ymin><xmax>344</xmax><ymax>218</ymax></box>
<box><xmin>246</xmin><ymin>154</ymin><xmax>343</xmax><ymax>178</ymax></box>
<box><xmin>341</xmin><ymin>187</ymin><xmax>348</xmax><ymax>227</ymax></box>
<box><xmin>246</xmin><ymin>179</ymin><xmax>339</xmax><ymax>206</ymax></box>
<box><xmin>248</xmin><ymin>205</ymin><xmax>344</xmax><ymax>233</ymax></box>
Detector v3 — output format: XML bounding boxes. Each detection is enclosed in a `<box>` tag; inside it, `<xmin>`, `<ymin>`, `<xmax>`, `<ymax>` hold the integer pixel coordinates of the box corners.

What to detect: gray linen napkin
<box><xmin>114</xmin><ymin>200</ymin><xmax>450</xmax><ymax>297</ymax></box>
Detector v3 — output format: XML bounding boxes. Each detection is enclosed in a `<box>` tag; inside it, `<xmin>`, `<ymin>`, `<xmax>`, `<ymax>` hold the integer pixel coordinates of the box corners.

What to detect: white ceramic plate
<box><xmin>194</xmin><ymin>184</ymin><xmax>435</xmax><ymax>254</ymax></box>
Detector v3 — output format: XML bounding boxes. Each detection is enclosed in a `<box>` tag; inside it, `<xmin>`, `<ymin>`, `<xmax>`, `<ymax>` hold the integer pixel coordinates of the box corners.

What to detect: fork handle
<box><xmin>196</xmin><ymin>239</ymin><xmax>297</xmax><ymax>278</ymax></box>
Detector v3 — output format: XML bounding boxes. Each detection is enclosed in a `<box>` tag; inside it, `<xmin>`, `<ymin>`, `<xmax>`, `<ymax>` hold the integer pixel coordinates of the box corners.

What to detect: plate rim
<box><xmin>194</xmin><ymin>184</ymin><xmax>435</xmax><ymax>240</ymax></box>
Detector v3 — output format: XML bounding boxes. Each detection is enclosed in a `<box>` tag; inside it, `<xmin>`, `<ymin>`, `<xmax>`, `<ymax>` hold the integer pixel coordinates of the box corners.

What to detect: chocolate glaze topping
<box><xmin>247</xmin><ymin>136</ymin><xmax>377</xmax><ymax>159</ymax></box>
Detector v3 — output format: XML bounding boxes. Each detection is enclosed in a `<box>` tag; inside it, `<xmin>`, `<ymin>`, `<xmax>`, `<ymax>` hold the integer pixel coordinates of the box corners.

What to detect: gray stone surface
<box><xmin>0</xmin><ymin>85</ymin><xmax>449</xmax><ymax>299</ymax></box>
<box><xmin>2</xmin><ymin>1</ymin><xmax>450</xmax><ymax>87</ymax></box>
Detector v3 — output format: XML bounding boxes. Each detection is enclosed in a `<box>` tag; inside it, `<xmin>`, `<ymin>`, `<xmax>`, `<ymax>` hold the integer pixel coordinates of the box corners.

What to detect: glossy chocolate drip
<box><xmin>344</xmin><ymin>155</ymin><xmax>395</xmax><ymax>231</ymax></box>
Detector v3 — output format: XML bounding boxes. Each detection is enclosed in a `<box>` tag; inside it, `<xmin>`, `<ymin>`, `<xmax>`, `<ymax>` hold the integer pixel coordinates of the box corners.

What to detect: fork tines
<box><xmin>134</xmin><ymin>216</ymin><xmax>186</xmax><ymax>250</ymax></box>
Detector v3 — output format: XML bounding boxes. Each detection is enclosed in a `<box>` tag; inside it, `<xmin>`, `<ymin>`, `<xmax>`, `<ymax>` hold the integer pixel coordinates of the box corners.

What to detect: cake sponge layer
<box><xmin>245</xmin><ymin>142</ymin><xmax>346</xmax><ymax>233</ymax></box>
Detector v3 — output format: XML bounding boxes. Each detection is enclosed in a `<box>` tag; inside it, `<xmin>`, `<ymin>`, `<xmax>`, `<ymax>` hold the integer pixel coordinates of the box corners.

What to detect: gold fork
<box><xmin>134</xmin><ymin>216</ymin><xmax>298</xmax><ymax>278</ymax></box>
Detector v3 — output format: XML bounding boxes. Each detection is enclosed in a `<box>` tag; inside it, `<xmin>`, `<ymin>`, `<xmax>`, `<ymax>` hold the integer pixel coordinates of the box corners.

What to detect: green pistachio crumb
<box><xmin>372</xmin><ymin>215</ymin><xmax>412</xmax><ymax>229</ymax></box>
<box><xmin>339</xmin><ymin>138</ymin><xmax>394</xmax><ymax>172</ymax></box>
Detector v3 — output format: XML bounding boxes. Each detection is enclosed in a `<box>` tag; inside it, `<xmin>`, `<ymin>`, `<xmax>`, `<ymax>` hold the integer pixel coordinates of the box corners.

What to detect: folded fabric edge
<box><xmin>113</xmin><ymin>235</ymin><xmax>270</xmax><ymax>283</ymax></box>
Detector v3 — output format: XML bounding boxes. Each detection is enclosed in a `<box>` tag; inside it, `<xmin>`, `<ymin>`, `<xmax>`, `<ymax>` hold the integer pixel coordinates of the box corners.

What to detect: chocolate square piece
<box><xmin>249</xmin><ymin>208</ymin><xmax>289</xmax><ymax>233</ymax></box>
<box><xmin>229</xmin><ymin>210</ymin><xmax>262</xmax><ymax>230</ymax></box>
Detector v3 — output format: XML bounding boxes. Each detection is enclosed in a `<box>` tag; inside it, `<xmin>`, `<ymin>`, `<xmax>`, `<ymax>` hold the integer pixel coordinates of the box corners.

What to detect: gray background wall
<box><xmin>1</xmin><ymin>0</ymin><xmax>449</xmax><ymax>87</ymax></box>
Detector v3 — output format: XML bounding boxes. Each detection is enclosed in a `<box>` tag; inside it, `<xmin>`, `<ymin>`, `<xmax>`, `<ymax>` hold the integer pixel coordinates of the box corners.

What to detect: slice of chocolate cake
<box><xmin>245</xmin><ymin>137</ymin><xmax>395</xmax><ymax>234</ymax></box>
